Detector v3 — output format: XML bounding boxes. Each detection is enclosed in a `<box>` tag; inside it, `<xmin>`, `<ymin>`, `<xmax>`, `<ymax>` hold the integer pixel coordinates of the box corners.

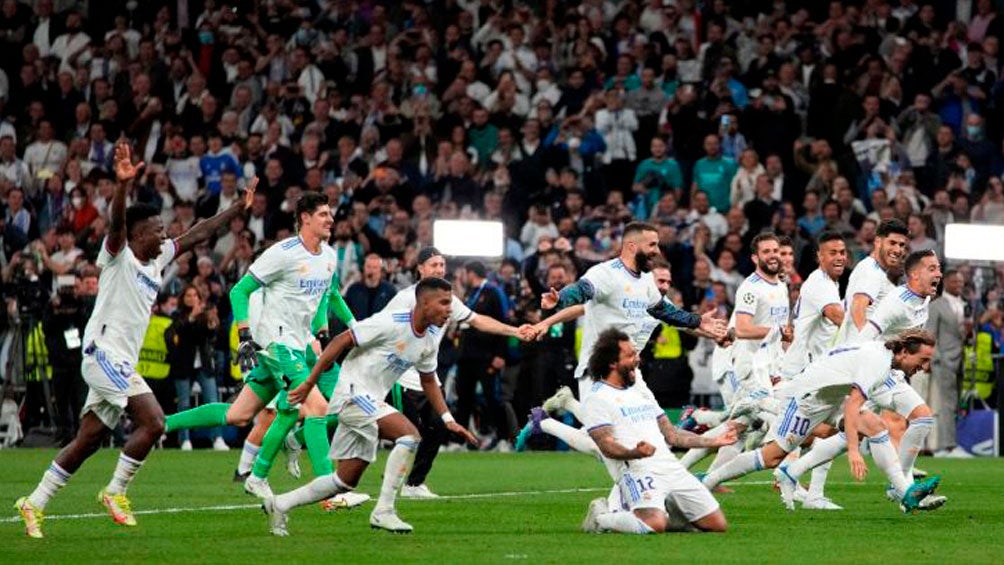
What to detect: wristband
<box><xmin>441</xmin><ymin>412</ymin><xmax>456</xmax><ymax>424</ymax></box>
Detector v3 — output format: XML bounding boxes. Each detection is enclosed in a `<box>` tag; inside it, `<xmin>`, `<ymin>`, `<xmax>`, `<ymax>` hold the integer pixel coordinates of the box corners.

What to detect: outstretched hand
<box><xmin>242</xmin><ymin>175</ymin><xmax>259</xmax><ymax>209</ymax></box>
<box><xmin>113</xmin><ymin>139</ymin><xmax>145</xmax><ymax>182</ymax></box>
<box><xmin>541</xmin><ymin>287</ymin><xmax>559</xmax><ymax>310</ymax></box>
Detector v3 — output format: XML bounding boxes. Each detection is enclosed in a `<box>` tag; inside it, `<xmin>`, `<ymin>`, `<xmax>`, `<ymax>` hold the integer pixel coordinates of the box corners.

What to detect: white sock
<box><xmin>899</xmin><ymin>416</ymin><xmax>934</xmax><ymax>479</ymax></box>
<box><xmin>540</xmin><ymin>419</ymin><xmax>601</xmax><ymax>458</ymax></box>
<box><xmin>28</xmin><ymin>462</ymin><xmax>71</xmax><ymax>510</ymax></box>
<box><xmin>596</xmin><ymin>511</ymin><xmax>655</xmax><ymax>534</ymax></box>
<box><xmin>606</xmin><ymin>484</ymin><xmax>623</xmax><ymax>511</ymax></box>
<box><xmin>708</xmin><ymin>443</ymin><xmax>742</xmax><ymax>472</ymax></box>
<box><xmin>678</xmin><ymin>421</ymin><xmax>734</xmax><ymax>471</ymax></box>
<box><xmin>787</xmin><ymin>433</ymin><xmax>847</xmax><ymax>479</ymax></box>
<box><xmin>376</xmin><ymin>436</ymin><xmax>418</xmax><ymax>511</ymax></box>
<box><xmin>274</xmin><ymin>473</ymin><xmax>350</xmax><ymax>513</ymax></box>
<box><xmin>703</xmin><ymin>448</ymin><xmax>764</xmax><ymax>489</ymax></box>
<box><xmin>808</xmin><ymin>461</ymin><xmax>832</xmax><ymax>500</ymax></box>
<box><xmin>869</xmin><ymin>431</ymin><xmax>910</xmax><ymax>498</ymax></box>
<box><xmin>106</xmin><ymin>453</ymin><xmax>143</xmax><ymax>495</ymax></box>
<box><xmin>285</xmin><ymin>431</ymin><xmax>302</xmax><ymax>450</ymax></box>
<box><xmin>237</xmin><ymin>441</ymin><xmax>260</xmax><ymax>475</ymax></box>
<box><xmin>565</xmin><ymin>398</ymin><xmax>584</xmax><ymax>421</ymax></box>
<box><xmin>679</xmin><ymin>447</ymin><xmax>709</xmax><ymax>470</ymax></box>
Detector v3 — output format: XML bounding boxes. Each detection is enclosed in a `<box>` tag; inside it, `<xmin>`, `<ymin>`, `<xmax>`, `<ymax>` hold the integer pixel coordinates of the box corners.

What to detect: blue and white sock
<box><xmin>899</xmin><ymin>416</ymin><xmax>934</xmax><ymax>479</ymax></box>
<box><xmin>106</xmin><ymin>453</ymin><xmax>143</xmax><ymax>495</ymax></box>
<box><xmin>237</xmin><ymin>441</ymin><xmax>260</xmax><ymax>475</ymax></box>
<box><xmin>28</xmin><ymin>462</ymin><xmax>71</xmax><ymax>510</ymax></box>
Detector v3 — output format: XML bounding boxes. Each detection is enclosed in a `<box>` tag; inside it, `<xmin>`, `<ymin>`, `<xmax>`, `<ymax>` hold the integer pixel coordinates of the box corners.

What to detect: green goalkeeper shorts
<box><xmin>306</xmin><ymin>346</ymin><xmax>340</xmax><ymax>400</ymax></box>
<box><xmin>245</xmin><ymin>344</ymin><xmax>310</xmax><ymax>410</ymax></box>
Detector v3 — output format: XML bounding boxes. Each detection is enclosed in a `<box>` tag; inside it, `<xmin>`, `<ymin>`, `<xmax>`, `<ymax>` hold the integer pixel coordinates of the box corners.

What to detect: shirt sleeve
<box><xmin>581</xmin><ymin>393</ymin><xmax>614</xmax><ymax>431</ymax></box>
<box><xmin>96</xmin><ymin>236</ymin><xmax>118</xmax><ymax>267</ymax></box>
<box><xmin>734</xmin><ymin>282</ymin><xmax>759</xmax><ymax>316</ymax></box>
<box><xmin>450</xmin><ymin>294</ymin><xmax>476</xmax><ymax>324</ymax></box>
<box><xmin>415</xmin><ymin>346</ymin><xmax>438</xmax><ymax>374</ymax></box>
<box><xmin>866</xmin><ymin>294</ymin><xmax>902</xmax><ymax>338</ymax></box>
<box><xmin>852</xmin><ymin>268</ymin><xmax>884</xmax><ymax>304</ymax></box>
<box><xmin>155</xmin><ymin>239</ymin><xmax>179</xmax><ymax>271</ymax></box>
<box><xmin>247</xmin><ymin>243</ymin><xmax>285</xmax><ymax>286</ymax></box>
<box><xmin>350</xmin><ymin>311</ymin><xmax>391</xmax><ymax>347</ymax></box>
<box><xmin>580</xmin><ymin>265</ymin><xmax>609</xmax><ymax>302</ymax></box>
<box><xmin>852</xmin><ymin>349</ymin><xmax>893</xmax><ymax>397</ymax></box>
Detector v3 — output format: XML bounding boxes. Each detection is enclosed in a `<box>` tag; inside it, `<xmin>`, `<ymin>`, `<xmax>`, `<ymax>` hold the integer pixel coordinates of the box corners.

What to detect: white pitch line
<box><xmin>2</xmin><ymin>481</ymin><xmax>868</xmax><ymax>524</ymax></box>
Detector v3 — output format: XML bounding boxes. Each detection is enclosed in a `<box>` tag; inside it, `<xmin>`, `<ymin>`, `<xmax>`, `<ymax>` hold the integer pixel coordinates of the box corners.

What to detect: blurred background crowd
<box><xmin>0</xmin><ymin>0</ymin><xmax>1001</xmax><ymax>455</ymax></box>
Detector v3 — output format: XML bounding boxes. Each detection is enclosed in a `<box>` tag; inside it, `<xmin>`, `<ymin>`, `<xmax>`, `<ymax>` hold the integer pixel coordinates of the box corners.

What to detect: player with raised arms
<box><xmin>15</xmin><ymin>141</ymin><xmax>256</xmax><ymax>538</ymax></box>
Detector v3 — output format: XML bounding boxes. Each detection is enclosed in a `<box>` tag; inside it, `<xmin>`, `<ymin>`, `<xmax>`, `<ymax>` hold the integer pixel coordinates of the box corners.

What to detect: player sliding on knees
<box><xmin>580</xmin><ymin>329</ymin><xmax>738</xmax><ymax>534</ymax></box>
<box><xmin>262</xmin><ymin>277</ymin><xmax>478</xmax><ymax>536</ymax></box>
<box><xmin>15</xmin><ymin>141</ymin><xmax>255</xmax><ymax>538</ymax></box>
<box><xmin>698</xmin><ymin>330</ymin><xmax>943</xmax><ymax>514</ymax></box>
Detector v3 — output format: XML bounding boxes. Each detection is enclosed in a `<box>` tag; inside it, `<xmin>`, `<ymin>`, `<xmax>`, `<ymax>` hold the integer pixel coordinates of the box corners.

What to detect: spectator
<box><xmin>729</xmin><ymin>149</ymin><xmax>765</xmax><ymax>208</ymax></box>
<box><xmin>691</xmin><ymin>134</ymin><xmax>738</xmax><ymax>214</ymax></box>
<box><xmin>167</xmin><ymin>285</ymin><xmax>227</xmax><ymax>451</ymax></box>
<box><xmin>632</xmin><ymin>136</ymin><xmax>683</xmax><ymax>218</ymax></box>
<box><xmin>343</xmin><ymin>253</ymin><xmax>396</xmax><ymax>322</ymax></box>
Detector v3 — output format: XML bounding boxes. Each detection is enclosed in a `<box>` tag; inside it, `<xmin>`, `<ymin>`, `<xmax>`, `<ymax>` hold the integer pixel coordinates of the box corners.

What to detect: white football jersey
<box><xmin>574</xmin><ymin>259</ymin><xmax>664</xmax><ymax>380</ymax></box>
<box><xmin>852</xmin><ymin>285</ymin><xmax>930</xmax><ymax>343</ymax></box>
<box><xmin>580</xmin><ymin>379</ymin><xmax>682</xmax><ymax>473</ymax></box>
<box><xmin>782</xmin><ymin>341</ymin><xmax>895</xmax><ymax>407</ymax></box>
<box><xmin>779</xmin><ymin>269</ymin><xmax>842</xmax><ymax>378</ymax></box>
<box><xmin>728</xmin><ymin>272</ymin><xmax>790</xmax><ymax>360</ymax></box>
<box><xmin>83</xmin><ymin>238</ymin><xmax>178</xmax><ymax>364</ymax></box>
<box><xmin>248</xmin><ymin>237</ymin><xmax>338</xmax><ymax>352</ymax></box>
<box><xmin>382</xmin><ymin>283</ymin><xmax>476</xmax><ymax>391</ymax></box>
<box><xmin>329</xmin><ymin>309</ymin><xmax>440</xmax><ymax>413</ymax></box>
<box><xmin>839</xmin><ymin>256</ymin><xmax>896</xmax><ymax>343</ymax></box>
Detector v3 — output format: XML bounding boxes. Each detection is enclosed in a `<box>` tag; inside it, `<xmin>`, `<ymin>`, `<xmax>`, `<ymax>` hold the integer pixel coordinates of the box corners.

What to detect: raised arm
<box><xmin>108</xmin><ymin>140</ymin><xmax>145</xmax><ymax>255</ymax></box>
<box><xmin>174</xmin><ymin>176</ymin><xmax>258</xmax><ymax>256</ymax></box>
<box><xmin>587</xmin><ymin>425</ymin><xmax>656</xmax><ymax>460</ymax></box>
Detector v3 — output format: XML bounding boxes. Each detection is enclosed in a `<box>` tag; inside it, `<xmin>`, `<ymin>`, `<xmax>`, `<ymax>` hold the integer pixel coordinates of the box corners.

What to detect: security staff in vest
<box><xmin>166</xmin><ymin>285</ymin><xmax>228</xmax><ymax>451</ymax></box>
<box><xmin>641</xmin><ymin>261</ymin><xmax>698</xmax><ymax>408</ymax></box>
<box><xmin>42</xmin><ymin>266</ymin><xmax>99</xmax><ymax>445</ymax></box>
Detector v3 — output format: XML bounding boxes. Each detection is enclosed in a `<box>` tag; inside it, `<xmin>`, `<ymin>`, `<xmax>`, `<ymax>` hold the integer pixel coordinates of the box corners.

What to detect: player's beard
<box><xmin>619</xmin><ymin>363</ymin><xmax>637</xmax><ymax>386</ymax></box>
<box><xmin>635</xmin><ymin>250</ymin><xmax>656</xmax><ymax>273</ymax></box>
<box><xmin>758</xmin><ymin>256</ymin><xmax>780</xmax><ymax>276</ymax></box>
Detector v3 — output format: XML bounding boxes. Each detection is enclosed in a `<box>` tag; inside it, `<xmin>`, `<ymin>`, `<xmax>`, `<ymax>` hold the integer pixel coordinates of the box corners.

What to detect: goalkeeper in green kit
<box><xmin>165</xmin><ymin>193</ymin><xmax>341</xmax><ymax>498</ymax></box>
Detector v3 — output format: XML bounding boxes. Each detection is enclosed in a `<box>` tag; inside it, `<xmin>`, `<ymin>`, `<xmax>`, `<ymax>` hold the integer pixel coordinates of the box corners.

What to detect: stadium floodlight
<box><xmin>944</xmin><ymin>223</ymin><xmax>1004</xmax><ymax>262</ymax></box>
<box><xmin>433</xmin><ymin>220</ymin><xmax>504</xmax><ymax>258</ymax></box>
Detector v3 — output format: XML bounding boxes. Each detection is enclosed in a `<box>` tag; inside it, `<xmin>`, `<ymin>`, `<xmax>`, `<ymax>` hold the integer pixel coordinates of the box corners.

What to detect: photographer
<box><xmin>41</xmin><ymin>266</ymin><xmax>98</xmax><ymax>445</ymax></box>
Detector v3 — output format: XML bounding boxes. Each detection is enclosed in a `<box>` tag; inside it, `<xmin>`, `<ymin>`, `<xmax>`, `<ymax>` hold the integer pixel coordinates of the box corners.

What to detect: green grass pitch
<box><xmin>2</xmin><ymin>449</ymin><xmax>1002</xmax><ymax>563</ymax></box>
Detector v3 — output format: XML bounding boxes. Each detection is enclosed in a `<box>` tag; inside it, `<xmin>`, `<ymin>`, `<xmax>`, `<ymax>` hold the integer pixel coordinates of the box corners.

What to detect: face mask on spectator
<box><xmin>72</xmin><ymin>196</ymin><xmax>84</xmax><ymax>209</ymax></box>
<box><xmin>199</xmin><ymin>30</ymin><xmax>214</xmax><ymax>44</ymax></box>
<box><xmin>967</xmin><ymin>125</ymin><xmax>983</xmax><ymax>138</ymax></box>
